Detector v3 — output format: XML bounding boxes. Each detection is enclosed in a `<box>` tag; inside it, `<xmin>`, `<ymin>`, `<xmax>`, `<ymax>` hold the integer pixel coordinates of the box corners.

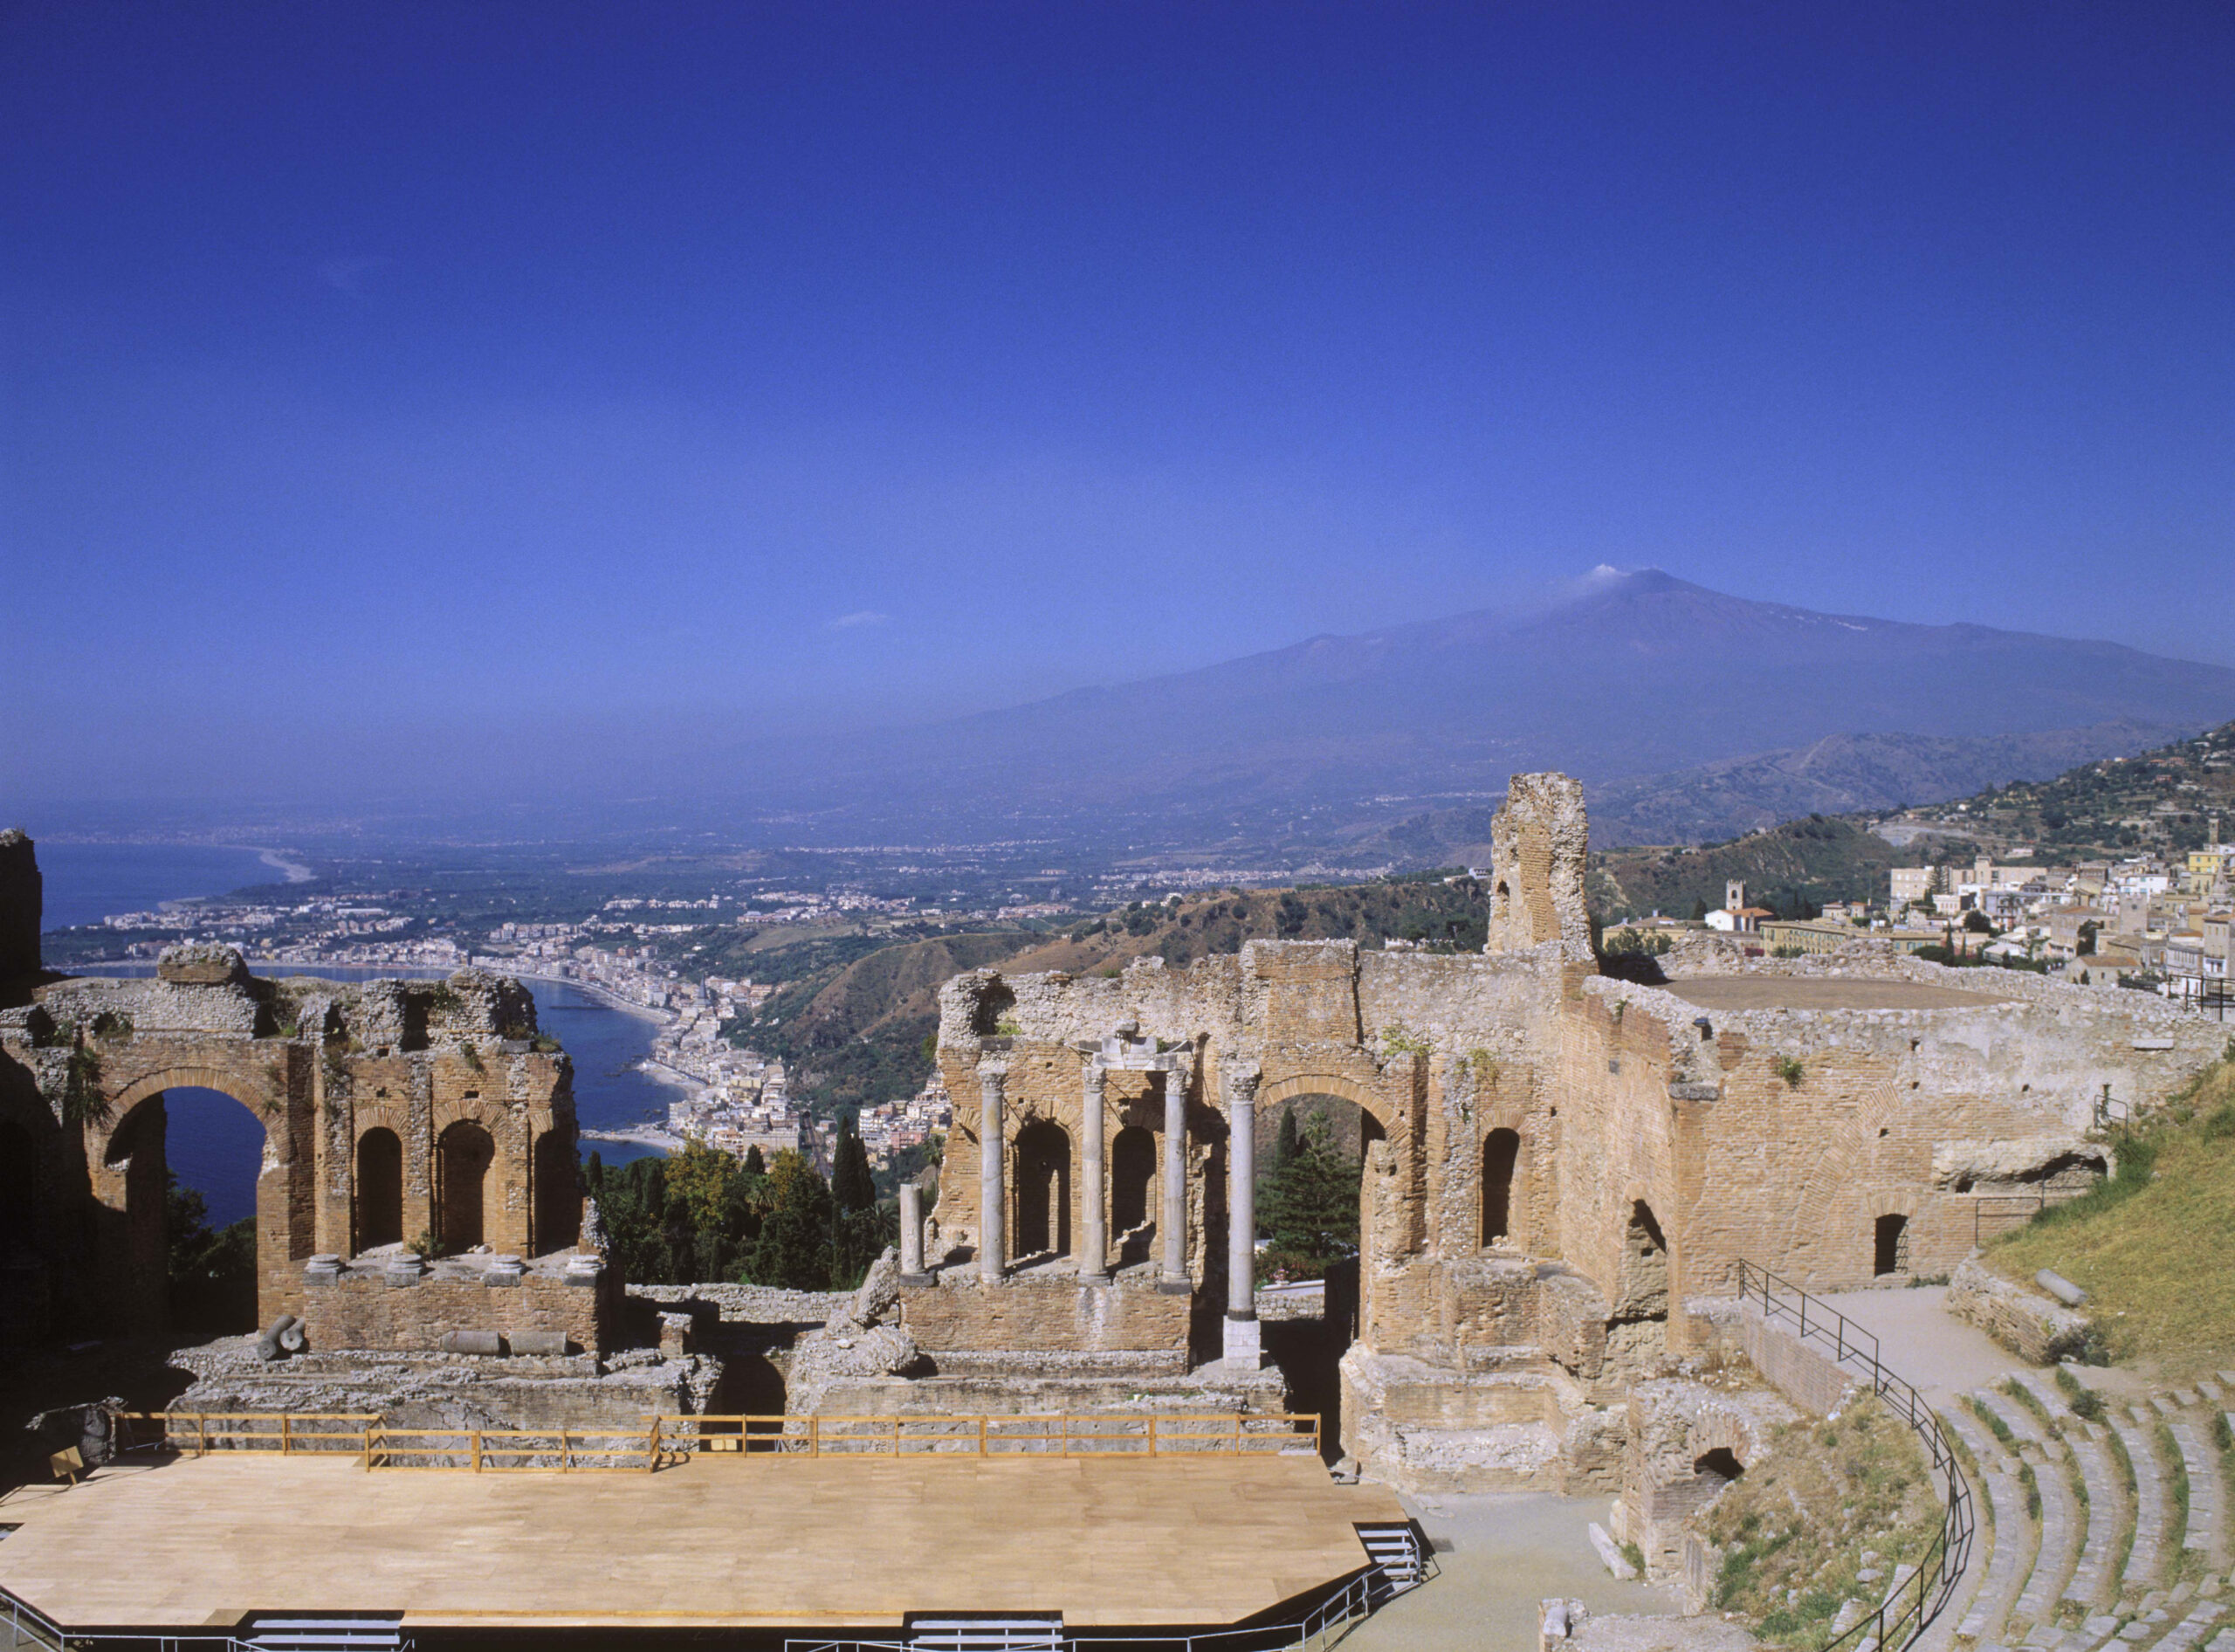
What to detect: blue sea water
<box><xmin>37</xmin><ymin>843</ymin><xmax>670</xmax><ymax>1224</ymax></box>
<box><xmin>37</xmin><ymin>841</ymin><xmax>279</xmax><ymax>932</ymax></box>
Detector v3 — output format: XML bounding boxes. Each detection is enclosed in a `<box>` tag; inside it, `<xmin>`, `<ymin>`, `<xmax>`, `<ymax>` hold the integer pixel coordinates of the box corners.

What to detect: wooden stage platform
<box><xmin>0</xmin><ymin>1450</ymin><xmax>1406</xmax><ymax>1635</ymax></box>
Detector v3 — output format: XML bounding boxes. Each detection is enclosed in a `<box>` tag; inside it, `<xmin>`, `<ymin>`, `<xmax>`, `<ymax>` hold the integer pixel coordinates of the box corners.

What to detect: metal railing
<box><xmin>781</xmin><ymin>1523</ymin><xmax>1430</xmax><ymax>1652</ymax></box>
<box><xmin>660</xmin><ymin>1413</ymin><xmax>1324</xmax><ymax>1461</ymax></box>
<box><xmin>1734</xmin><ymin>1260</ymin><xmax>1978</xmax><ymax>1652</ymax></box>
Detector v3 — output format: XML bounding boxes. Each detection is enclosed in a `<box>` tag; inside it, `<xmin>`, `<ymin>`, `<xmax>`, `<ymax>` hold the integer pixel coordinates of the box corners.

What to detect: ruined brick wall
<box><xmin>1485</xmin><ymin>774</ymin><xmax>1592</xmax><ymax>957</ymax></box>
<box><xmin>0</xmin><ymin>946</ymin><xmax>578</xmax><ymax>1338</ymax></box>
<box><xmin>299</xmin><ymin>1258</ymin><xmax>615</xmax><ymax>1354</ymax></box>
<box><xmin>897</xmin><ymin>1274</ymin><xmax>1192</xmax><ymax>1355</ymax></box>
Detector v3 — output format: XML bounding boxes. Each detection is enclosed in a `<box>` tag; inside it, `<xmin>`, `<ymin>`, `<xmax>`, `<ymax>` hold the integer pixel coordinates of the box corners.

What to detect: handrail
<box><xmin>115</xmin><ymin>1412</ymin><xmax>380</xmax><ymax>1456</ymax></box>
<box><xmin>657</xmin><ymin>1413</ymin><xmax>1323</xmax><ymax>1460</ymax></box>
<box><xmin>365</xmin><ymin>1424</ymin><xmax>661</xmax><ymax>1472</ymax></box>
<box><xmin>1734</xmin><ymin>1260</ymin><xmax>1977</xmax><ymax>1652</ymax></box>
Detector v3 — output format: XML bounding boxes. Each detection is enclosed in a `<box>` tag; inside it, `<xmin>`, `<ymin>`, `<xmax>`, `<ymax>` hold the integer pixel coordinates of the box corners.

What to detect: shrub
<box><xmin>1775</xmin><ymin>1056</ymin><xmax>1806</xmax><ymax>1089</ymax></box>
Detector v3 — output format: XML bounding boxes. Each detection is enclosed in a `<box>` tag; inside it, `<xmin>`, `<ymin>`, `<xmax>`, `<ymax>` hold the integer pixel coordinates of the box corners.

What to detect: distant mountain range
<box><xmin>754</xmin><ymin>570</ymin><xmax>2235</xmax><ymax>849</ymax></box>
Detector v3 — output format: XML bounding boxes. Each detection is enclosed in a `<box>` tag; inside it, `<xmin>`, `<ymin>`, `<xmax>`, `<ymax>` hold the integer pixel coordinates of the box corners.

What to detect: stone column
<box><xmin>899</xmin><ymin>1181</ymin><xmax>926</xmax><ymax>1280</ymax></box>
<box><xmin>977</xmin><ymin>1061</ymin><xmax>1007</xmax><ymax>1284</ymax></box>
<box><xmin>1223</xmin><ymin>1060</ymin><xmax>1262</xmax><ymax>1366</ymax></box>
<box><xmin>1080</xmin><ymin>1061</ymin><xmax>1109</xmax><ymax>1282</ymax></box>
<box><xmin>1159</xmin><ymin>1070</ymin><xmax>1188</xmax><ymax>1291</ymax></box>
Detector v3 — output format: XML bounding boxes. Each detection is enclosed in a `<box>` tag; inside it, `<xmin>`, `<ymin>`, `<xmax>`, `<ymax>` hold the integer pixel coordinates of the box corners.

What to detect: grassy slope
<box><xmin>1589</xmin><ymin>816</ymin><xmax>1903</xmax><ymax>924</ymax></box>
<box><xmin>1991</xmin><ymin>1050</ymin><xmax>2235</xmax><ymax>1369</ymax></box>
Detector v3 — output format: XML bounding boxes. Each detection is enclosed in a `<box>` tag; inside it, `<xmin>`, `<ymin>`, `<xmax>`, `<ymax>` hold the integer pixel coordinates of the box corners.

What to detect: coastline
<box><xmin>581</xmin><ymin>1125</ymin><xmax>686</xmax><ymax>1153</ymax></box>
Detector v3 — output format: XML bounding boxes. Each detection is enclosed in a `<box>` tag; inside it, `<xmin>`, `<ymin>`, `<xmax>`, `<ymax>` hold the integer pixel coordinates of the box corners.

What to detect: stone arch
<box><xmin>1012</xmin><ymin>1117</ymin><xmax>1071</xmax><ymax>1260</ymax></box>
<box><xmin>437</xmin><ymin>1120</ymin><xmax>495</xmax><ymax>1252</ymax></box>
<box><xmin>533</xmin><ymin>1128</ymin><xmax>580</xmax><ymax>1256</ymax></box>
<box><xmin>355</xmin><ymin>1127</ymin><xmax>404</xmax><ymax>1252</ymax></box>
<box><xmin>1258</xmin><ymin>1069</ymin><xmax>1398</xmax><ymax>1135</ymax></box>
<box><xmin>1481</xmin><ymin>1127</ymin><xmax>1520</xmax><ymax>1244</ymax></box>
<box><xmin>93</xmin><ymin>1094</ymin><xmax>173</xmax><ymax>1333</ymax></box>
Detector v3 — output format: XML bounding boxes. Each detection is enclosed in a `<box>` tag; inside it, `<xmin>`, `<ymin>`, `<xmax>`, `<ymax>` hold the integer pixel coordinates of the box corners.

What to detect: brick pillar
<box><xmin>977</xmin><ymin>1060</ymin><xmax>1007</xmax><ymax>1284</ymax></box>
<box><xmin>1080</xmin><ymin>1060</ymin><xmax>1109</xmax><ymax>1281</ymax></box>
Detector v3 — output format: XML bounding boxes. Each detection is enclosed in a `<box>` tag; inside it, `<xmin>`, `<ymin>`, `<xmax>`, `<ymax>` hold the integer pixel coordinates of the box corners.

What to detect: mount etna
<box><xmin>752</xmin><ymin>570</ymin><xmax>2235</xmax><ymax>850</ymax></box>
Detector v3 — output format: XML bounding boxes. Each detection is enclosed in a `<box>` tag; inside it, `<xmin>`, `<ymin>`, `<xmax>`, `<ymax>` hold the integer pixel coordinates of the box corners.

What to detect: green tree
<box><xmin>1271</xmin><ymin>1107</ymin><xmax>1302</xmax><ymax>1176</ymax></box>
<box><xmin>831</xmin><ymin>1118</ymin><xmax>877</xmax><ymax>1215</ymax></box>
<box><xmin>1254</xmin><ymin>1112</ymin><xmax>1360</xmax><ymax>1283</ymax></box>
<box><xmin>166</xmin><ymin>1174</ymin><xmax>257</xmax><ymax>1332</ymax></box>
<box><xmin>744</xmin><ymin>1150</ymin><xmax>836</xmax><ymax>1290</ymax></box>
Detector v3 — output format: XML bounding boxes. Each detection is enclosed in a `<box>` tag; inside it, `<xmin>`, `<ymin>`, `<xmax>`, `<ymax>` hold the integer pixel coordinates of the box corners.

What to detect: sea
<box><xmin>37</xmin><ymin>842</ymin><xmax>672</xmax><ymax>1226</ymax></box>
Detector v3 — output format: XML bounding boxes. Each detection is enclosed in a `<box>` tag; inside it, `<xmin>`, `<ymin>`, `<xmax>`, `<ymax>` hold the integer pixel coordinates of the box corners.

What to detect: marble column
<box><xmin>1159</xmin><ymin>1070</ymin><xmax>1188</xmax><ymax>1291</ymax></box>
<box><xmin>977</xmin><ymin>1061</ymin><xmax>1007</xmax><ymax>1284</ymax></box>
<box><xmin>898</xmin><ymin>1181</ymin><xmax>925</xmax><ymax>1280</ymax></box>
<box><xmin>1223</xmin><ymin>1060</ymin><xmax>1261</xmax><ymax>1366</ymax></box>
<box><xmin>1080</xmin><ymin>1061</ymin><xmax>1109</xmax><ymax>1281</ymax></box>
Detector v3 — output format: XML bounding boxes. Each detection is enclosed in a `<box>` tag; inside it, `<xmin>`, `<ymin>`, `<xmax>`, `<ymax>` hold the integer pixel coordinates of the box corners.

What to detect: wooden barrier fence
<box><xmin>111</xmin><ymin>1411</ymin><xmax>1322</xmax><ymax>1471</ymax></box>
<box><xmin>657</xmin><ymin>1413</ymin><xmax>1324</xmax><ymax>1461</ymax></box>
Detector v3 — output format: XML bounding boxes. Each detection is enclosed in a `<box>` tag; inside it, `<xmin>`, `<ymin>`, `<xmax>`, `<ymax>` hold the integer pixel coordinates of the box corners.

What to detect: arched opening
<box><xmin>113</xmin><ymin>1089</ymin><xmax>265</xmax><ymax>1334</ymax></box>
<box><xmin>533</xmin><ymin>1129</ymin><xmax>580</xmax><ymax>1256</ymax></box>
<box><xmin>1111</xmin><ymin>1125</ymin><xmax>1157</xmax><ymax>1263</ymax></box>
<box><xmin>1011</xmin><ymin>1119</ymin><xmax>1071</xmax><ymax>1261</ymax></box>
<box><xmin>1874</xmin><ymin>1213</ymin><xmax>1909</xmax><ymax>1277</ymax></box>
<box><xmin>1481</xmin><ymin>1128</ymin><xmax>1520</xmax><ymax>1244</ymax></box>
<box><xmin>1255</xmin><ymin>1092</ymin><xmax>1378</xmax><ymax>1465</ymax></box>
<box><xmin>1695</xmin><ymin>1446</ymin><xmax>1744</xmax><ymax>1487</ymax></box>
<box><xmin>437</xmin><ymin>1121</ymin><xmax>495</xmax><ymax>1252</ymax></box>
<box><xmin>355</xmin><ymin>1128</ymin><xmax>404</xmax><ymax>1252</ymax></box>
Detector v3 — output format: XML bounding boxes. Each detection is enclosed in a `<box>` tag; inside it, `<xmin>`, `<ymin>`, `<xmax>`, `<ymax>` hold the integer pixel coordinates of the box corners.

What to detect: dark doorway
<box><xmin>437</xmin><ymin>1122</ymin><xmax>494</xmax><ymax>1252</ymax></box>
<box><xmin>533</xmin><ymin>1129</ymin><xmax>579</xmax><ymax>1256</ymax></box>
<box><xmin>1012</xmin><ymin>1119</ymin><xmax>1071</xmax><ymax>1259</ymax></box>
<box><xmin>355</xmin><ymin>1128</ymin><xmax>403</xmax><ymax>1251</ymax></box>
<box><xmin>1874</xmin><ymin>1213</ymin><xmax>1909</xmax><ymax>1277</ymax></box>
<box><xmin>1482</xmin><ymin>1128</ymin><xmax>1519</xmax><ymax>1244</ymax></box>
<box><xmin>1111</xmin><ymin>1125</ymin><xmax>1156</xmax><ymax>1260</ymax></box>
<box><xmin>1695</xmin><ymin>1447</ymin><xmax>1744</xmax><ymax>1486</ymax></box>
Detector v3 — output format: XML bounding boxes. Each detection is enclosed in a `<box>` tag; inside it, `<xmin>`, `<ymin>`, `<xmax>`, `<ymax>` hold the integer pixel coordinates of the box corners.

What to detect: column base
<box><xmin>1221</xmin><ymin>1315</ymin><xmax>1263</xmax><ymax>1369</ymax></box>
<box><xmin>1157</xmin><ymin>1277</ymin><xmax>1193</xmax><ymax>1295</ymax></box>
<box><xmin>898</xmin><ymin>1273</ymin><xmax>932</xmax><ymax>1286</ymax></box>
<box><xmin>1077</xmin><ymin>1270</ymin><xmax>1111</xmax><ymax>1284</ymax></box>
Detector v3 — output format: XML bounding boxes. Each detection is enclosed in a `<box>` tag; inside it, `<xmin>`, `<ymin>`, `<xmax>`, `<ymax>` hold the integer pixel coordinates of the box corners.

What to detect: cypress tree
<box><xmin>832</xmin><ymin>1118</ymin><xmax>877</xmax><ymax>1215</ymax></box>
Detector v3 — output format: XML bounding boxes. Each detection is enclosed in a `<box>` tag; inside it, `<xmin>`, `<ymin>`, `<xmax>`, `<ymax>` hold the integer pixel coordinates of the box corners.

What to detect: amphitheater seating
<box><xmin>1918</xmin><ymin>1375</ymin><xmax>2235</xmax><ymax>1652</ymax></box>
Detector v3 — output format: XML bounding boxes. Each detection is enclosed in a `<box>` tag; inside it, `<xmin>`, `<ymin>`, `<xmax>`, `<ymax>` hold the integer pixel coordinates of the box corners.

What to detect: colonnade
<box><xmin>919</xmin><ymin>1032</ymin><xmax>1265</xmax><ymax>1365</ymax></box>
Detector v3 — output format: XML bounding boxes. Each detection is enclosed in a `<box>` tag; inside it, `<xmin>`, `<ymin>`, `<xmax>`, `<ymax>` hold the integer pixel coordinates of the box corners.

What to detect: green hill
<box><xmin>1989</xmin><ymin>1043</ymin><xmax>2235</xmax><ymax>1372</ymax></box>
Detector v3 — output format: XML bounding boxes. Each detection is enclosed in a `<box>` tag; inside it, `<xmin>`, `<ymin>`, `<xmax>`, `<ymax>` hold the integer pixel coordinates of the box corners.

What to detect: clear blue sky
<box><xmin>6</xmin><ymin>2</ymin><xmax>2232</xmax><ymax>805</ymax></box>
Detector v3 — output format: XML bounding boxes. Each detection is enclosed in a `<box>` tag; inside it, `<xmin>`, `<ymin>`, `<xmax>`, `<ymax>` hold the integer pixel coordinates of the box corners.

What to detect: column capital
<box><xmin>1220</xmin><ymin>1057</ymin><xmax>1262</xmax><ymax>1103</ymax></box>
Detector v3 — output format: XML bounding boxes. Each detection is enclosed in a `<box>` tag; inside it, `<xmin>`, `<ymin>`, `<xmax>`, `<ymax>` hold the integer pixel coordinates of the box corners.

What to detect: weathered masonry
<box><xmin>894</xmin><ymin>778</ymin><xmax>2221</xmax><ymax>1491</ymax></box>
<box><xmin>0</xmin><ymin>876</ymin><xmax>603</xmax><ymax>1355</ymax></box>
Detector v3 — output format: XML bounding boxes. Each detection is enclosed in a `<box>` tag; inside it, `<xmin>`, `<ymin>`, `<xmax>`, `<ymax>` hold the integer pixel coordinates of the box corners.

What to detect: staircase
<box><xmin>1916</xmin><ymin>1373</ymin><xmax>2235</xmax><ymax>1652</ymax></box>
<box><xmin>1356</xmin><ymin>1522</ymin><xmax>1429</xmax><ymax>1593</ymax></box>
<box><xmin>904</xmin><ymin>1615</ymin><xmax>1064</xmax><ymax>1652</ymax></box>
<box><xmin>237</xmin><ymin>1616</ymin><xmax>407</xmax><ymax>1652</ymax></box>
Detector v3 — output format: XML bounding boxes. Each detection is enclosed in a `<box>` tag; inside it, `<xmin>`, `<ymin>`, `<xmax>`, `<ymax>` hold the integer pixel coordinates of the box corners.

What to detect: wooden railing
<box><xmin>657</xmin><ymin>1413</ymin><xmax>1323</xmax><ymax>1461</ymax></box>
<box><xmin>108</xmin><ymin>1410</ymin><xmax>1323</xmax><ymax>1471</ymax></box>
<box><xmin>365</xmin><ymin>1424</ymin><xmax>660</xmax><ymax>1472</ymax></box>
<box><xmin>116</xmin><ymin>1411</ymin><xmax>379</xmax><ymax>1456</ymax></box>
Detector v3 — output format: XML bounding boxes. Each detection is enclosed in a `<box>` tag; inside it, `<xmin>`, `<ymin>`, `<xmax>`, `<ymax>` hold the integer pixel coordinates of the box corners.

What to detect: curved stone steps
<box><xmin>2115</xmin><ymin>1412</ymin><xmax>2174</xmax><ymax>1593</ymax></box>
<box><xmin>1917</xmin><ymin>1408</ymin><xmax>2014</xmax><ymax>1652</ymax></box>
<box><xmin>2016</xmin><ymin>1371</ymin><xmax>2079</xmax><ymax>1426</ymax></box>
<box><xmin>1942</xmin><ymin>1406</ymin><xmax>2038</xmax><ymax>1646</ymax></box>
<box><xmin>2170</xmin><ymin>1419</ymin><xmax>2219</xmax><ymax>1559</ymax></box>
<box><xmin>2064</xmin><ymin>1431</ymin><xmax>2128</xmax><ymax>1611</ymax></box>
<box><xmin>2013</xmin><ymin>1444</ymin><xmax>2082</xmax><ymax>1633</ymax></box>
<box><xmin>1979</xmin><ymin>1389</ymin><xmax>2054</xmax><ymax>1453</ymax></box>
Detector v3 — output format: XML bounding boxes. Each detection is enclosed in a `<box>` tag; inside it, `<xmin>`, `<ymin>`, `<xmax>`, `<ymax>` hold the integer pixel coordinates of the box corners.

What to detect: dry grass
<box><xmin>1706</xmin><ymin>1394</ymin><xmax>1946</xmax><ymax>1649</ymax></box>
<box><xmin>1991</xmin><ymin>1051</ymin><xmax>2235</xmax><ymax>1371</ymax></box>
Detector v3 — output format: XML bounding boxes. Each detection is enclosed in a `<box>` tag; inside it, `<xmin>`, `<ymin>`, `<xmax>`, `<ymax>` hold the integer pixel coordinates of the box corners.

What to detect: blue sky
<box><xmin>5</xmin><ymin>3</ymin><xmax>2232</xmax><ymax>805</ymax></box>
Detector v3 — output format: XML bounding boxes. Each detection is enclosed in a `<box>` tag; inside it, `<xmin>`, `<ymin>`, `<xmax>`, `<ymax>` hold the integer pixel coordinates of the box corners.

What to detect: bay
<box><xmin>35</xmin><ymin>841</ymin><xmax>280</xmax><ymax>932</ymax></box>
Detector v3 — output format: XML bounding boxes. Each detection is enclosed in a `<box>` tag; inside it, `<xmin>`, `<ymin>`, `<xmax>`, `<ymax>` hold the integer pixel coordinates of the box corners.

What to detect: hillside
<box><xmin>722</xmin><ymin>876</ymin><xmax>1487</xmax><ymax>1116</ymax></box>
<box><xmin>1884</xmin><ymin>719</ymin><xmax>2235</xmax><ymax>862</ymax></box>
<box><xmin>1587</xmin><ymin>815</ymin><xmax>1907</xmax><ymax>924</ymax></box>
<box><xmin>1989</xmin><ymin>1046</ymin><xmax>2235</xmax><ymax>1370</ymax></box>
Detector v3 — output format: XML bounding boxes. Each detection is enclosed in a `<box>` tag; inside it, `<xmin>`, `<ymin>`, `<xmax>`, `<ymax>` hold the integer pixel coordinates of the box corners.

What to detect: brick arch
<box><xmin>106</xmin><ymin>1062</ymin><xmax>286</xmax><ymax>1127</ymax></box>
<box><xmin>1257</xmin><ymin>1069</ymin><xmax>1397</xmax><ymax>1132</ymax></box>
